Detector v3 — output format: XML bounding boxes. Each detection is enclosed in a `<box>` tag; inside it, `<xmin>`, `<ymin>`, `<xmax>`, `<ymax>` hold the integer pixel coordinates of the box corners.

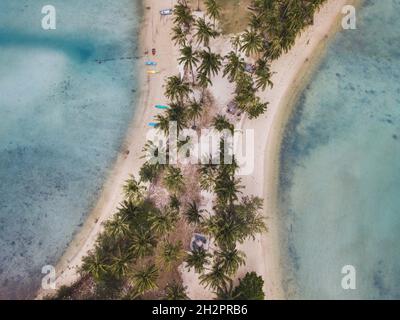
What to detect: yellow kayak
<box><xmin>147</xmin><ymin>70</ymin><xmax>159</xmax><ymax>74</ymax></box>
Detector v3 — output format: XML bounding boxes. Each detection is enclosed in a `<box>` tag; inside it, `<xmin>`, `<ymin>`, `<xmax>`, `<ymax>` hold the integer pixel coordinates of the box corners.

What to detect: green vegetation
<box><xmin>164</xmin><ymin>75</ymin><xmax>192</xmax><ymax>103</ymax></box>
<box><xmin>214</xmin><ymin>271</ymin><xmax>264</xmax><ymax>300</ymax></box>
<box><xmin>179</xmin><ymin>46</ymin><xmax>200</xmax><ymax>83</ymax></box>
<box><xmin>232</xmin><ymin>271</ymin><xmax>265</xmax><ymax>300</ymax></box>
<box><xmin>212</xmin><ymin>114</ymin><xmax>234</xmax><ymax>133</ymax></box>
<box><xmin>186</xmin><ymin>248</ymin><xmax>212</xmax><ymax>273</ymax></box>
<box><xmin>163</xmin><ymin>166</ymin><xmax>185</xmax><ymax>193</ymax></box>
<box><xmin>192</xmin><ymin>0</ymin><xmax>251</xmax><ymax>34</ymax></box>
<box><xmin>157</xmin><ymin>240</ymin><xmax>185</xmax><ymax>270</ymax></box>
<box><xmin>194</xmin><ymin>18</ymin><xmax>218</xmax><ymax>47</ymax></box>
<box><xmin>184</xmin><ymin>200</ymin><xmax>204</xmax><ymax>225</ymax></box>
<box><xmin>131</xmin><ymin>264</ymin><xmax>159</xmax><ymax>296</ymax></box>
<box><xmin>164</xmin><ymin>281</ymin><xmax>189</xmax><ymax>300</ymax></box>
<box><xmin>55</xmin><ymin>190</ymin><xmax>186</xmax><ymax>299</ymax></box>
<box><xmin>123</xmin><ymin>175</ymin><xmax>146</xmax><ymax>204</ymax></box>
<box><xmin>204</xmin><ymin>0</ymin><xmax>222</xmax><ymax>25</ymax></box>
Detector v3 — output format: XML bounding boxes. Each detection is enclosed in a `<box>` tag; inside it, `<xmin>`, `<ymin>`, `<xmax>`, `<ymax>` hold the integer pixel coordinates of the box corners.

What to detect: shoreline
<box><xmin>36</xmin><ymin>0</ymin><xmax>179</xmax><ymax>298</ymax></box>
<box><xmin>37</xmin><ymin>0</ymin><xmax>359</xmax><ymax>299</ymax></box>
<box><xmin>238</xmin><ymin>0</ymin><xmax>360</xmax><ymax>299</ymax></box>
<box><xmin>272</xmin><ymin>0</ymin><xmax>363</xmax><ymax>299</ymax></box>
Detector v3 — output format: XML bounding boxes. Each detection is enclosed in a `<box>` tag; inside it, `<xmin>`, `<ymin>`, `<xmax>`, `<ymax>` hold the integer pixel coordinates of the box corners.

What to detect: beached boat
<box><xmin>160</xmin><ymin>9</ymin><xmax>173</xmax><ymax>16</ymax></box>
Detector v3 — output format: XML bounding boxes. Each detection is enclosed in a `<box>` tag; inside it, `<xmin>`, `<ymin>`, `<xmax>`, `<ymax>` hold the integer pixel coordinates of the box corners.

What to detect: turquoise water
<box><xmin>0</xmin><ymin>1</ymin><xmax>141</xmax><ymax>298</ymax></box>
<box><xmin>280</xmin><ymin>0</ymin><xmax>400</xmax><ymax>299</ymax></box>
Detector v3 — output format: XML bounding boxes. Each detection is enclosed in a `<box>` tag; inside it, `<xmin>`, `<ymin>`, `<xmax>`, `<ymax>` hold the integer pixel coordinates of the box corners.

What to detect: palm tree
<box><xmin>129</xmin><ymin>229</ymin><xmax>156</xmax><ymax>258</ymax></box>
<box><xmin>178</xmin><ymin>45</ymin><xmax>199</xmax><ymax>83</ymax></box>
<box><xmin>81</xmin><ymin>249</ymin><xmax>107</xmax><ymax>281</ymax></box>
<box><xmin>123</xmin><ymin>175</ymin><xmax>146</xmax><ymax>204</ymax></box>
<box><xmin>212</xmin><ymin>114</ymin><xmax>234</xmax><ymax>133</ymax></box>
<box><xmin>187</xmin><ymin>99</ymin><xmax>203</xmax><ymax>127</ymax></box>
<box><xmin>141</xmin><ymin>140</ymin><xmax>168</xmax><ymax>167</ymax></box>
<box><xmin>171</xmin><ymin>25</ymin><xmax>187</xmax><ymax>47</ymax></box>
<box><xmin>185</xmin><ymin>248</ymin><xmax>212</xmax><ymax>273</ymax></box>
<box><xmin>196</xmin><ymin>0</ymin><xmax>201</xmax><ymax>12</ymax></box>
<box><xmin>202</xmin><ymin>210</ymin><xmax>241</xmax><ymax>248</ymax></box>
<box><xmin>247</xmin><ymin>98</ymin><xmax>268</xmax><ymax>119</ymax></box>
<box><xmin>164</xmin><ymin>281</ymin><xmax>189</xmax><ymax>300</ymax></box>
<box><xmin>214</xmin><ymin>174</ymin><xmax>243</xmax><ymax>206</ymax></box>
<box><xmin>204</xmin><ymin>0</ymin><xmax>221</xmax><ymax>25</ymax></box>
<box><xmin>196</xmin><ymin>70</ymin><xmax>212</xmax><ymax>89</ymax></box>
<box><xmin>230</xmin><ymin>35</ymin><xmax>242</xmax><ymax>53</ymax></box>
<box><xmin>141</xmin><ymin>140</ymin><xmax>161</xmax><ymax>158</ymax></box>
<box><xmin>158</xmin><ymin>240</ymin><xmax>184</xmax><ymax>270</ymax></box>
<box><xmin>223</xmin><ymin>51</ymin><xmax>246</xmax><ymax>83</ymax></box>
<box><xmin>155</xmin><ymin>103</ymin><xmax>188</xmax><ymax>136</ymax></box>
<box><xmin>266</xmin><ymin>37</ymin><xmax>286</xmax><ymax>61</ymax></box>
<box><xmin>194</xmin><ymin>18</ymin><xmax>218</xmax><ymax>47</ymax></box>
<box><xmin>250</xmin><ymin>0</ymin><xmax>279</xmax><ymax>37</ymax></box>
<box><xmin>131</xmin><ymin>264</ymin><xmax>159</xmax><ymax>295</ymax></box>
<box><xmin>110</xmin><ymin>248</ymin><xmax>132</xmax><ymax>279</ymax></box>
<box><xmin>215</xmin><ymin>279</ymin><xmax>239</xmax><ymax>300</ymax></box>
<box><xmin>199</xmin><ymin>263</ymin><xmax>230</xmax><ymax>290</ymax></box>
<box><xmin>139</xmin><ymin>161</ymin><xmax>162</xmax><ymax>183</ymax></box>
<box><xmin>154</xmin><ymin>113</ymin><xmax>170</xmax><ymax>137</ymax></box>
<box><xmin>177</xmin><ymin>134</ymin><xmax>195</xmax><ymax>161</ymax></box>
<box><xmin>184</xmin><ymin>200</ymin><xmax>203</xmax><ymax>225</ymax></box>
<box><xmin>197</xmin><ymin>48</ymin><xmax>222</xmax><ymax>83</ymax></box>
<box><xmin>173</xmin><ymin>2</ymin><xmax>194</xmax><ymax>30</ymax></box>
<box><xmin>169</xmin><ymin>194</ymin><xmax>181</xmax><ymax>212</ymax></box>
<box><xmin>235</xmin><ymin>196</ymin><xmax>267</xmax><ymax>241</ymax></box>
<box><xmin>215</xmin><ymin>246</ymin><xmax>246</xmax><ymax>276</ymax></box>
<box><xmin>240</xmin><ymin>29</ymin><xmax>264</xmax><ymax>57</ymax></box>
<box><xmin>164</xmin><ymin>75</ymin><xmax>192</xmax><ymax>103</ymax></box>
<box><xmin>248</xmin><ymin>12</ymin><xmax>263</xmax><ymax>30</ymax></box>
<box><xmin>163</xmin><ymin>166</ymin><xmax>185</xmax><ymax>193</ymax></box>
<box><xmin>198</xmin><ymin>160</ymin><xmax>218</xmax><ymax>191</ymax></box>
<box><xmin>149</xmin><ymin>209</ymin><xmax>177</xmax><ymax>236</ymax></box>
<box><xmin>254</xmin><ymin>58</ymin><xmax>273</xmax><ymax>91</ymax></box>
<box><xmin>166</xmin><ymin>103</ymin><xmax>188</xmax><ymax>134</ymax></box>
<box><xmin>249</xmin><ymin>0</ymin><xmax>326</xmax><ymax>61</ymax></box>
<box><xmin>234</xmin><ymin>71</ymin><xmax>257</xmax><ymax>114</ymax></box>
<box><xmin>223</xmin><ymin>156</ymin><xmax>240</xmax><ymax>177</ymax></box>
<box><xmin>117</xmin><ymin>200</ymin><xmax>139</xmax><ymax>221</ymax></box>
<box><xmin>103</xmin><ymin>214</ymin><xmax>131</xmax><ymax>240</ymax></box>
<box><xmin>205</xmin><ymin>196</ymin><xmax>267</xmax><ymax>247</ymax></box>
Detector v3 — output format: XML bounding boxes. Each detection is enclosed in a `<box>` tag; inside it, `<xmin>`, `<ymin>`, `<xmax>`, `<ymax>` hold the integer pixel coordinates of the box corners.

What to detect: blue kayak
<box><xmin>148</xmin><ymin>122</ymin><xmax>157</xmax><ymax>127</ymax></box>
<box><xmin>155</xmin><ymin>105</ymin><xmax>170</xmax><ymax>109</ymax></box>
<box><xmin>145</xmin><ymin>61</ymin><xmax>157</xmax><ymax>66</ymax></box>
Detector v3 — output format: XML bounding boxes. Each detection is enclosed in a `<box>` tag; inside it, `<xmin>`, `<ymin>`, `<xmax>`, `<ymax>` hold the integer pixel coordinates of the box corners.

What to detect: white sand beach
<box><xmin>37</xmin><ymin>0</ymin><xmax>358</xmax><ymax>299</ymax></box>
<box><xmin>36</xmin><ymin>0</ymin><xmax>180</xmax><ymax>298</ymax></box>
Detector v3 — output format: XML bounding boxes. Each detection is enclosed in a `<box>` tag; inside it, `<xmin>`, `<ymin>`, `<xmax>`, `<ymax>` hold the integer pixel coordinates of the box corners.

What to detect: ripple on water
<box><xmin>279</xmin><ymin>0</ymin><xmax>400</xmax><ymax>299</ymax></box>
<box><xmin>0</xmin><ymin>0</ymin><xmax>141</xmax><ymax>299</ymax></box>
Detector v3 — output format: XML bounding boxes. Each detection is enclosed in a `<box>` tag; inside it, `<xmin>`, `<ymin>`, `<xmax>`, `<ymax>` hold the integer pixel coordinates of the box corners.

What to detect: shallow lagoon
<box><xmin>0</xmin><ymin>0</ymin><xmax>141</xmax><ymax>298</ymax></box>
<box><xmin>280</xmin><ymin>0</ymin><xmax>400</xmax><ymax>299</ymax></box>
